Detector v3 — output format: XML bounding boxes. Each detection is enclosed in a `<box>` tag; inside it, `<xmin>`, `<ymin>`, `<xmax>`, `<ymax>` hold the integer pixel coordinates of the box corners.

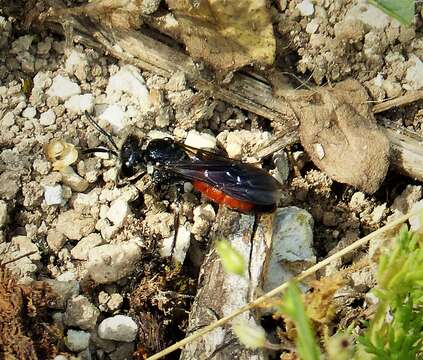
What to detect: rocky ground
<box><xmin>0</xmin><ymin>0</ymin><xmax>422</xmax><ymax>359</ymax></box>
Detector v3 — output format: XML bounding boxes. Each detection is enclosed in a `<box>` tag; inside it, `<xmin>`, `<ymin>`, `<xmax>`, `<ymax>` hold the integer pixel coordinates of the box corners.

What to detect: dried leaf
<box><xmin>166</xmin><ymin>0</ymin><xmax>276</xmax><ymax>73</ymax></box>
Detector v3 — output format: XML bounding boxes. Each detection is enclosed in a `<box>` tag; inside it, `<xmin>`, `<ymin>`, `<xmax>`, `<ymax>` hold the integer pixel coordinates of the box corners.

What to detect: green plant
<box><xmin>368</xmin><ymin>0</ymin><xmax>415</xmax><ymax>26</ymax></box>
<box><xmin>279</xmin><ymin>282</ymin><xmax>322</xmax><ymax>360</ymax></box>
<box><xmin>357</xmin><ymin>224</ymin><xmax>423</xmax><ymax>359</ymax></box>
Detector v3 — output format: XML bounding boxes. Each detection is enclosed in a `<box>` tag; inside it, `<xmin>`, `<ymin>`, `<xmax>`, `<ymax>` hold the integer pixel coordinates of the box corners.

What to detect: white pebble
<box><xmin>22</xmin><ymin>106</ymin><xmax>36</xmax><ymax>119</ymax></box>
<box><xmin>2</xmin><ymin>112</ymin><xmax>15</xmax><ymax>127</ymax></box>
<box><xmin>99</xmin><ymin>104</ymin><xmax>126</xmax><ymax>133</ymax></box>
<box><xmin>44</xmin><ymin>185</ymin><xmax>63</xmax><ymax>205</ymax></box>
<box><xmin>64</xmin><ymin>93</ymin><xmax>95</xmax><ymax>114</ymax></box>
<box><xmin>98</xmin><ymin>315</ymin><xmax>138</xmax><ymax>342</ymax></box>
<box><xmin>297</xmin><ymin>0</ymin><xmax>314</xmax><ymax>16</ymax></box>
<box><xmin>0</xmin><ymin>200</ymin><xmax>7</xmax><ymax>228</ymax></box>
<box><xmin>185</xmin><ymin>130</ymin><xmax>217</xmax><ymax>150</ymax></box>
<box><xmin>39</xmin><ymin>109</ymin><xmax>56</xmax><ymax>126</ymax></box>
<box><xmin>106</xmin><ymin>198</ymin><xmax>131</xmax><ymax>227</ymax></box>
<box><xmin>47</xmin><ymin>75</ymin><xmax>81</xmax><ymax>101</ymax></box>
<box><xmin>405</xmin><ymin>55</ymin><xmax>423</xmax><ymax>91</ymax></box>
<box><xmin>66</xmin><ymin>330</ymin><xmax>90</xmax><ymax>352</ymax></box>
<box><xmin>32</xmin><ymin>71</ymin><xmax>52</xmax><ymax>90</ymax></box>
<box><xmin>106</xmin><ymin>65</ymin><xmax>152</xmax><ymax>113</ymax></box>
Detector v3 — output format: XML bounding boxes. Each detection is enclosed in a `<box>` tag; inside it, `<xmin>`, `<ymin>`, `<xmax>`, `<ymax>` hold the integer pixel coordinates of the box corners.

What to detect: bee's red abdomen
<box><xmin>192</xmin><ymin>180</ymin><xmax>254</xmax><ymax>212</ymax></box>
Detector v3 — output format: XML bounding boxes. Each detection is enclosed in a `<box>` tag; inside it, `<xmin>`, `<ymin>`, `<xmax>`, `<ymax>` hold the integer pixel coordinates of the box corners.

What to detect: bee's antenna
<box><xmin>82</xmin><ymin>147</ymin><xmax>118</xmax><ymax>157</ymax></box>
<box><xmin>84</xmin><ymin>111</ymin><xmax>119</xmax><ymax>151</ymax></box>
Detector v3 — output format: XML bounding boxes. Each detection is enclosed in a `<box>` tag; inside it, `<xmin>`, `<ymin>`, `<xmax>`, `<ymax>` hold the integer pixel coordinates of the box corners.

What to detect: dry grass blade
<box><xmin>372</xmin><ymin>90</ymin><xmax>423</xmax><ymax>113</ymax></box>
<box><xmin>147</xmin><ymin>210</ymin><xmax>419</xmax><ymax>360</ymax></box>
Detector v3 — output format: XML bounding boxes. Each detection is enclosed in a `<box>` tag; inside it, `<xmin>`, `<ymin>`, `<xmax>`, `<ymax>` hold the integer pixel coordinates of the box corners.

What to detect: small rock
<box><xmin>98</xmin><ymin>315</ymin><xmax>138</xmax><ymax>342</ymax></box>
<box><xmin>57</xmin><ymin>271</ymin><xmax>77</xmax><ymax>282</ymax></box>
<box><xmin>0</xmin><ymin>200</ymin><xmax>7</xmax><ymax>228</ymax></box>
<box><xmin>405</xmin><ymin>55</ymin><xmax>423</xmax><ymax>91</ymax></box>
<box><xmin>161</xmin><ymin>225</ymin><xmax>191</xmax><ymax>264</ymax></box>
<box><xmin>64</xmin><ymin>295</ymin><xmax>100</xmax><ymax>330</ymax></box>
<box><xmin>47</xmin><ymin>229</ymin><xmax>67</xmax><ymax>253</ymax></box>
<box><xmin>11</xmin><ymin>235</ymin><xmax>41</xmax><ymax>261</ymax></box>
<box><xmin>37</xmin><ymin>37</ymin><xmax>52</xmax><ymax>55</ymax></box>
<box><xmin>184</xmin><ymin>130</ymin><xmax>217</xmax><ymax>150</ymax></box>
<box><xmin>191</xmin><ymin>204</ymin><xmax>216</xmax><ymax>237</ymax></box>
<box><xmin>305</xmin><ymin>18</ymin><xmax>319</xmax><ymax>34</ymax></box>
<box><xmin>10</xmin><ymin>35</ymin><xmax>33</xmax><ymax>54</ymax></box>
<box><xmin>99</xmin><ymin>104</ymin><xmax>126</xmax><ymax>133</ymax></box>
<box><xmin>106</xmin><ymin>198</ymin><xmax>131</xmax><ymax>227</ymax></box>
<box><xmin>44</xmin><ymin>184</ymin><xmax>63</xmax><ymax>205</ymax></box>
<box><xmin>61</xmin><ymin>167</ymin><xmax>89</xmax><ymax>192</ymax></box>
<box><xmin>382</xmin><ymin>79</ymin><xmax>402</xmax><ymax>98</ymax></box>
<box><xmin>371</xmin><ymin>203</ymin><xmax>386</xmax><ymax>223</ymax></box>
<box><xmin>33</xmin><ymin>159</ymin><xmax>51</xmax><ymax>175</ymax></box>
<box><xmin>87</xmin><ymin>241</ymin><xmax>142</xmax><ymax>283</ymax></box>
<box><xmin>71</xmin><ymin>233</ymin><xmax>103</xmax><ymax>260</ymax></box>
<box><xmin>140</xmin><ymin>0</ymin><xmax>161</xmax><ymax>14</ymax></box>
<box><xmin>66</xmin><ymin>330</ymin><xmax>90</xmax><ymax>352</ymax></box>
<box><xmin>32</xmin><ymin>71</ymin><xmax>52</xmax><ymax>90</ymax></box>
<box><xmin>409</xmin><ymin>200</ymin><xmax>423</xmax><ymax>232</ymax></box>
<box><xmin>65</xmin><ymin>49</ymin><xmax>89</xmax><ymax>82</ymax></box>
<box><xmin>2</xmin><ymin>112</ymin><xmax>15</xmax><ymax>127</ymax></box>
<box><xmin>107</xmin><ymin>293</ymin><xmax>124</xmax><ymax>312</ymax></box>
<box><xmin>313</xmin><ymin>143</ymin><xmax>325</xmax><ymax>160</ymax></box>
<box><xmin>64</xmin><ymin>94</ymin><xmax>95</xmax><ymax>114</ymax></box>
<box><xmin>392</xmin><ymin>185</ymin><xmax>422</xmax><ymax>213</ymax></box>
<box><xmin>350</xmin><ymin>192</ymin><xmax>366</xmax><ymax>210</ymax></box>
<box><xmin>106</xmin><ymin>65</ymin><xmax>152</xmax><ymax>112</ymax></box>
<box><xmin>166</xmin><ymin>71</ymin><xmax>186</xmax><ymax>91</ymax></box>
<box><xmin>47</xmin><ymin>75</ymin><xmax>81</xmax><ymax>101</ymax></box>
<box><xmin>56</xmin><ymin>210</ymin><xmax>96</xmax><ymax>240</ymax></box>
<box><xmin>43</xmin><ymin>279</ymin><xmax>80</xmax><ymax>309</ymax></box>
<box><xmin>273</xmin><ymin>150</ymin><xmax>290</xmax><ymax>183</ymax></box>
<box><xmin>39</xmin><ymin>109</ymin><xmax>56</xmax><ymax>126</ymax></box>
<box><xmin>297</xmin><ymin>0</ymin><xmax>314</xmax><ymax>16</ymax></box>
<box><xmin>22</xmin><ymin>106</ymin><xmax>36</xmax><ymax>119</ymax></box>
<box><xmin>263</xmin><ymin>207</ymin><xmax>315</xmax><ymax>292</ymax></box>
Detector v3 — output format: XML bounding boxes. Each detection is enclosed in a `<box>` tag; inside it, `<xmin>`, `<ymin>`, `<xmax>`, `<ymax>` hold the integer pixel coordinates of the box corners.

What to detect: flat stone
<box><xmin>56</xmin><ymin>210</ymin><xmax>95</xmax><ymax>240</ymax></box>
<box><xmin>47</xmin><ymin>75</ymin><xmax>81</xmax><ymax>101</ymax></box>
<box><xmin>44</xmin><ymin>184</ymin><xmax>63</xmax><ymax>205</ymax></box>
<box><xmin>87</xmin><ymin>241</ymin><xmax>142</xmax><ymax>284</ymax></box>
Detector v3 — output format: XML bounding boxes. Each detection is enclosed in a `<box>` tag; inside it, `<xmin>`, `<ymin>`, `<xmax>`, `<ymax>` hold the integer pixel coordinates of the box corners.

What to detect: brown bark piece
<box><xmin>289</xmin><ymin>80</ymin><xmax>390</xmax><ymax>193</ymax></box>
<box><xmin>180</xmin><ymin>208</ymin><xmax>273</xmax><ymax>359</ymax></box>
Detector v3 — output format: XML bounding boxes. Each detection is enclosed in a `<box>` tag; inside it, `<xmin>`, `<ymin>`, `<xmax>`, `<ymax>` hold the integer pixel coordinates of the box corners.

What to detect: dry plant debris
<box><xmin>166</xmin><ymin>0</ymin><xmax>276</xmax><ymax>73</ymax></box>
<box><xmin>0</xmin><ymin>266</ymin><xmax>59</xmax><ymax>359</ymax></box>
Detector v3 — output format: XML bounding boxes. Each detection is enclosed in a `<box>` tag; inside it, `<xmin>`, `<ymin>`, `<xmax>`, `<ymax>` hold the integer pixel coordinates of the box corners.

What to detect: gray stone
<box><xmin>87</xmin><ymin>241</ymin><xmax>142</xmax><ymax>284</ymax></box>
<box><xmin>64</xmin><ymin>295</ymin><xmax>100</xmax><ymax>330</ymax></box>
<box><xmin>71</xmin><ymin>233</ymin><xmax>103</xmax><ymax>260</ymax></box>
<box><xmin>47</xmin><ymin>229</ymin><xmax>67</xmax><ymax>253</ymax></box>
<box><xmin>0</xmin><ymin>200</ymin><xmax>7</xmax><ymax>228</ymax></box>
<box><xmin>98</xmin><ymin>315</ymin><xmax>138</xmax><ymax>342</ymax></box>
<box><xmin>65</xmin><ymin>329</ymin><xmax>90</xmax><ymax>352</ymax></box>
<box><xmin>263</xmin><ymin>207</ymin><xmax>315</xmax><ymax>292</ymax></box>
<box><xmin>43</xmin><ymin>279</ymin><xmax>80</xmax><ymax>309</ymax></box>
<box><xmin>56</xmin><ymin>210</ymin><xmax>96</xmax><ymax>240</ymax></box>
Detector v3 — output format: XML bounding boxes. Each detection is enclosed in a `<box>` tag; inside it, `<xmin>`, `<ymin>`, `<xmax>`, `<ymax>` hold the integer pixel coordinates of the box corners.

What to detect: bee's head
<box><xmin>119</xmin><ymin>134</ymin><xmax>145</xmax><ymax>179</ymax></box>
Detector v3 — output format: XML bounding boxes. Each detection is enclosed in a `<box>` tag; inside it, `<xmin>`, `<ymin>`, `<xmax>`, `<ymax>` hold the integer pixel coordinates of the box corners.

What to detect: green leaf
<box><xmin>279</xmin><ymin>282</ymin><xmax>322</xmax><ymax>360</ymax></box>
<box><xmin>215</xmin><ymin>239</ymin><xmax>246</xmax><ymax>277</ymax></box>
<box><xmin>368</xmin><ymin>0</ymin><xmax>415</xmax><ymax>27</ymax></box>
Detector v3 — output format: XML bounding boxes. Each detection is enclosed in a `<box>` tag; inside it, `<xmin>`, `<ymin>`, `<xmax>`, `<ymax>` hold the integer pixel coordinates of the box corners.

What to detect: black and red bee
<box><xmin>83</xmin><ymin>112</ymin><xmax>283</xmax><ymax>213</ymax></box>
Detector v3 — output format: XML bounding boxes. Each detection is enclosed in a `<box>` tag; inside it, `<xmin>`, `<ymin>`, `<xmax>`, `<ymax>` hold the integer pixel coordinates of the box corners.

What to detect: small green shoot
<box><xmin>279</xmin><ymin>282</ymin><xmax>322</xmax><ymax>360</ymax></box>
<box><xmin>368</xmin><ymin>0</ymin><xmax>415</xmax><ymax>27</ymax></box>
<box><xmin>215</xmin><ymin>239</ymin><xmax>246</xmax><ymax>277</ymax></box>
<box><xmin>357</xmin><ymin>224</ymin><xmax>423</xmax><ymax>359</ymax></box>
